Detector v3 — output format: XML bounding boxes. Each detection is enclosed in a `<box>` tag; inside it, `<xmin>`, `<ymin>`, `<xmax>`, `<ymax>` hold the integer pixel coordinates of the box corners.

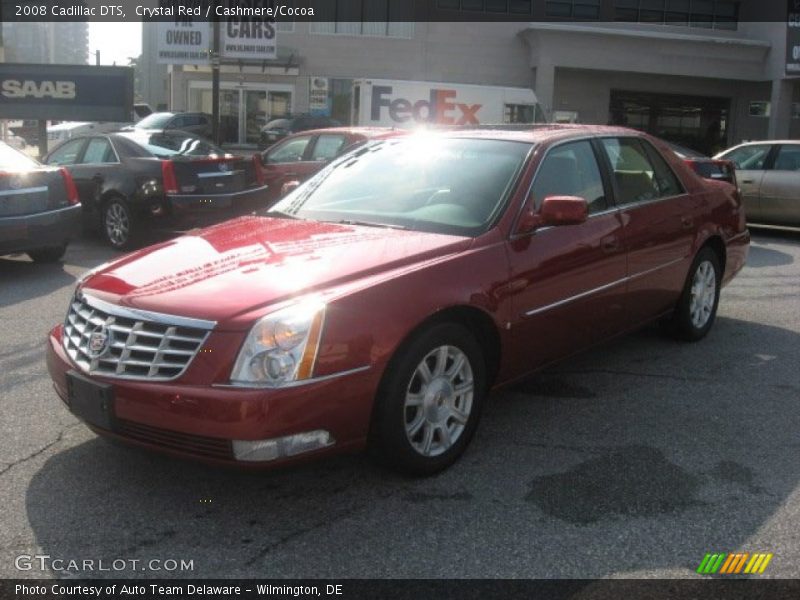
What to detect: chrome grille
<box><xmin>63</xmin><ymin>292</ymin><xmax>213</xmax><ymax>381</ymax></box>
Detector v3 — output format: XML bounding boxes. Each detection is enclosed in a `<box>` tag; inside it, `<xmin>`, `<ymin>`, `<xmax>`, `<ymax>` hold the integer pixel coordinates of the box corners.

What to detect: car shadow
<box><xmin>746</xmin><ymin>245</ymin><xmax>794</xmax><ymax>268</ymax></box>
<box><xmin>0</xmin><ymin>258</ymin><xmax>76</xmax><ymax>308</ymax></box>
<box><xmin>23</xmin><ymin>316</ymin><xmax>800</xmax><ymax>578</ymax></box>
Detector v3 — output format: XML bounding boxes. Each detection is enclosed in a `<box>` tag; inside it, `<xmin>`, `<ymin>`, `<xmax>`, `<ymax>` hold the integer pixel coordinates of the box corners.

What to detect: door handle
<box><xmin>681</xmin><ymin>216</ymin><xmax>693</xmax><ymax>229</ymax></box>
<box><xmin>741</xmin><ymin>179</ymin><xmax>754</xmax><ymax>184</ymax></box>
<box><xmin>600</xmin><ymin>235</ymin><xmax>620</xmax><ymax>253</ymax></box>
<box><xmin>92</xmin><ymin>173</ymin><xmax>103</xmax><ymax>183</ymax></box>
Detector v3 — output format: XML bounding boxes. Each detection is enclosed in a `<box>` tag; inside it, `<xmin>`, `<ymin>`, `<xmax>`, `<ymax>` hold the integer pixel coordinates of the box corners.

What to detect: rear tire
<box><xmin>369</xmin><ymin>323</ymin><xmax>486</xmax><ymax>476</ymax></box>
<box><xmin>102</xmin><ymin>197</ymin><xmax>138</xmax><ymax>250</ymax></box>
<box><xmin>669</xmin><ymin>247</ymin><xmax>721</xmax><ymax>342</ymax></box>
<box><xmin>27</xmin><ymin>245</ymin><xmax>66</xmax><ymax>263</ymax></box>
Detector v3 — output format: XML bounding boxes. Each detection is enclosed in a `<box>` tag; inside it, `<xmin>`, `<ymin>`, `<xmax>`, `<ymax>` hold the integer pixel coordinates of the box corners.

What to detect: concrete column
<box><xmin>534</xmin><ymin>62</ymin><xmax>555</xmax><ymax>122</ymax></box>
<box><xmin>768</xmin><ymin>78</ymin><xmax>793</xmax><ymax>139</ymax></box>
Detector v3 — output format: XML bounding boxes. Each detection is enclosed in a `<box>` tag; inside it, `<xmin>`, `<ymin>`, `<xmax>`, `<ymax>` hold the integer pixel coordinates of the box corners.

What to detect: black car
<box><xmin>128</xmin><ymin>112</ymin><xmax>213</xmax><ymax>139</ymax></box>
<box><xmin>258</xmin><ymin>115</ymin><xmax>341</xmax><ymax>149</ymax></box>
<box><xmin>44</xmin><ymin>131</ymin><xmax>269</xmax><ymax>249</ymax></box>
<box><xmin>0</xmin><ymin>142</ymin><xmax>81</xmax><ymax>262</ymax></box>
<box><xmin>667</xmin><ymin>142</ymin><xmax>736</xmax><ymax>185</ymax></box>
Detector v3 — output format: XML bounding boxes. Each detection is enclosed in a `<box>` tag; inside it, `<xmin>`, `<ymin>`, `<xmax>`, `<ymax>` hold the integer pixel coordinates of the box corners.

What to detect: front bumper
<box><xmin>0</xmin><ymin>205</ymin><xmax>81</xmax><ymax>255</ymax></box>
<box><xmin>157</xmin><ymin>185</ymin><xmax>270</xmax><ymax>230</ymax></box>
<box><xmin>46</xmin><ymin>324</ymin><xmax>377</xmax><ymax>467</ymax></box>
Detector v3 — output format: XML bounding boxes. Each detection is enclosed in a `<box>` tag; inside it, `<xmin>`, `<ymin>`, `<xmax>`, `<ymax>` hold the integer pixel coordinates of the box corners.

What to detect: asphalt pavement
<box><xmin>1</xmin><ymin>227</ymin><xmax>798</xmax><ymax>579</ymax></box>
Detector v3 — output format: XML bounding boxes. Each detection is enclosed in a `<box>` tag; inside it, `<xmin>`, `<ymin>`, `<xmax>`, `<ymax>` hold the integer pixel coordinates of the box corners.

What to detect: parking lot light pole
<box><xmin>37</xmin><ymin>120</ymin><xmax>47</xmax><ymax>160</ymax></box>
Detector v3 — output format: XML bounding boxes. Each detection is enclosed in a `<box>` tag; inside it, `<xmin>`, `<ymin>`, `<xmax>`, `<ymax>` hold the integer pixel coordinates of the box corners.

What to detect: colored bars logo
<box><xmin>697</xmin><ymin>552</ymin><xmax>773</xmax><ymax>575</ymax></box>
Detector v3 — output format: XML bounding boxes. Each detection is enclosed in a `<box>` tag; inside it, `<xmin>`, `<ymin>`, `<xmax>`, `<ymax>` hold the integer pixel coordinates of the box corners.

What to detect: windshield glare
<box><xmin>269</xmin><ymin>136</ymin><xmax>531</xmax><ymax>236</ymax></box>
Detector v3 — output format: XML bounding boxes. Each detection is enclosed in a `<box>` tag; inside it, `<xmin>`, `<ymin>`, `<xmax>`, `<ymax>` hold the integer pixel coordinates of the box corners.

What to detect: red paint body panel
<box><xmin>45</xmin><ymin>125</ymin><xmax>749</xmax><ymax>468</ymax></box>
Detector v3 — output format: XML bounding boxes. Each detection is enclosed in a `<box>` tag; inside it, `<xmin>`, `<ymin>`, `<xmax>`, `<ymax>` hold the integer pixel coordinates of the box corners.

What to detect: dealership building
<box><xmin>140</xmin><ymin>1</ymin><xmax>798</xmax><ymax>154</ymax></box>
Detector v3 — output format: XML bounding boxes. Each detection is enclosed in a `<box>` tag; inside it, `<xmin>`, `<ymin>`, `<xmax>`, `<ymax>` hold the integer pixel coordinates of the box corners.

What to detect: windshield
<box><xmin>119</xmin><ymin>132</ymin><xmax>225</xmax><ymax>159</ymax></box>
<box><xmin>0</xmin><ymin>142</ymin><xmax>39</xmax><ymax>170</ymax></box>
<box><xmin>268</xmin><ymin>136</ymin><xmax>531</xmax><ymax>236</ymax></box>
<box><xmin>134</xmin><ymin>113</ymin><xmax>174</xmax><ymax>129</ymax></box>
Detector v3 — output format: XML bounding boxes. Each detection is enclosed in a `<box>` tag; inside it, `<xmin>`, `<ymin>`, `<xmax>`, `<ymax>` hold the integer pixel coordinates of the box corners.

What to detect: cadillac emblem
<box><xmin>87</xmin><ymin>325</ymin><xmax>111</xmax><ymax>358</ymax></box>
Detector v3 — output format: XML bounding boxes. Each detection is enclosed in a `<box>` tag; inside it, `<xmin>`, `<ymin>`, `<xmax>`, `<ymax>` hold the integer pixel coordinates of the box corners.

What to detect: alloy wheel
<box><xmin>403</xmin><ymin>345</ymin><xmax>474</xmax><ymax>457</ymax></box>
<box><xmin>689</xmin><ymin>259</ymin><xmax>716</xmax><ymax>329</ymax></box>
<box><xmin>105</xmin><ymin>202</ymin><xmax>130</xmax><ymax>247</ymax></box>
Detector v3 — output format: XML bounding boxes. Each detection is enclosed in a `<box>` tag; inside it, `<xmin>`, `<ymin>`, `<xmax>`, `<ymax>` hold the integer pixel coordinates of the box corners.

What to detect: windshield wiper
<box><xmin>326</xmin><ymin>219</ymin><xmax>407</xmax><ymax>230</ymax></box>
<box><xmin>265</xmin><ymin>209</ymin><xmax>303</xmax><ymax>220</ymax></box>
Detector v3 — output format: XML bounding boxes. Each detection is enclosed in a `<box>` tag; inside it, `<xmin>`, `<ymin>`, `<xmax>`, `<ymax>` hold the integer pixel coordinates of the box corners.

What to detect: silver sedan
<box><xmin>715</xmin><ymin>141</ymin><xmax>800</xmax><ymax>227</ymax></box>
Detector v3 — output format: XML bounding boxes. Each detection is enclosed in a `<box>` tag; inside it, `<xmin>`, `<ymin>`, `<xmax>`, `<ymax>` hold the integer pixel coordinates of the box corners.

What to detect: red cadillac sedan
<box><xmin>46</xmin><ymin>126</ymin><xmax>749</xmax><ymax>475</ymax></box>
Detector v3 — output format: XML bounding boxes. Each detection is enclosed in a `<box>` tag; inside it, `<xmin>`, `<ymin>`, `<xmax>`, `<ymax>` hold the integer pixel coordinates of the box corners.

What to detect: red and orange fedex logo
<box><xmin>371</xmin><ymin>85</ymin><xmax>482</xmax><ymax>125</ymax></box>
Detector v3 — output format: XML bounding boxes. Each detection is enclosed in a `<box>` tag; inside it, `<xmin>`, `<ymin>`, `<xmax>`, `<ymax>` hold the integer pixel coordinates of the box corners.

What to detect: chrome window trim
<box><xmin>79</xmin><ymin>291</ymin><xmax>217</xmax><ymax>331</ymax></box>
<box><xmin>213</xmin><ymin>365</ymin><xmax>372</xmax><ymax>389</ymax></box>
<box><xmin>613</xmin><ymin>191</ymin><xmax>690</xmax><ymax>211</ymax></box>
<box><xmin>523</xmin><ymin>256</ymin><xmax>686</xmax><ymax>318</ymax></box>
<box><xmin>197</xmin><ymin>171</ymin><xmax>235</xmax><ymax>179</ymax></box>
<box><xmin>0</xmin><ymin>186</ymin><xmax>48</xmax><ymax>197</ymax></box>
<box><xmin>0</xmin><ymin>204</ymin><xmax>80</xmax><ymax>221</ymax></box>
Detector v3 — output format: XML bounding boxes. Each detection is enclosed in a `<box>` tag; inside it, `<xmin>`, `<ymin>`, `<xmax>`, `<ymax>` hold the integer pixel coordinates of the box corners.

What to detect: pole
<box><xmin>211</xmin><ymin>20</ymin><xmax>221</xmax><ymax>145</ymax></box>
<box><xmin>37</xmin><ymin>119</ymin><xmax>47</xmax><ymax>160</ymax></box>
<box><xmin>95</xmin><ymin>50</ymin><xmax>100</xmax><ymax>65</ymax></box>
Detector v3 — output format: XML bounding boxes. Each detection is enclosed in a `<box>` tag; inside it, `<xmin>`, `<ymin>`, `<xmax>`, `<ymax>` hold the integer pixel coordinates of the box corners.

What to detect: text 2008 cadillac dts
<box><xmin>46</xmin><ymin>126</ymin><xmax>749</xmax><ymax>475</ymax></box>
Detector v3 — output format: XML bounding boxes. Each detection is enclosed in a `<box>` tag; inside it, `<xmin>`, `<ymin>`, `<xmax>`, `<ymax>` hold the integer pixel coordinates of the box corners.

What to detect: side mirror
<box><xmin>516</xmin><ymin>195</ymin><xmax>588</xmax><ymax>234</ymax></box>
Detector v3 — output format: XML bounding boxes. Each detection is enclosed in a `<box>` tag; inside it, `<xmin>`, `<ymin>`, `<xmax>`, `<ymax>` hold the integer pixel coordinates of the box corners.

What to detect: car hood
<box><xmin>80</xmin><ymin>216</ymin><xmax>472</xmax><ymax>329</ymax></box>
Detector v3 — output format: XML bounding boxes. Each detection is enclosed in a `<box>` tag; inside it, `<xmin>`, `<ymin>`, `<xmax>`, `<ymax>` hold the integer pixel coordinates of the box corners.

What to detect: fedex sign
<box><xmin>371</xmin><ymin>85</ymin><xmax>482</xmax><ymax>125</ymax></box>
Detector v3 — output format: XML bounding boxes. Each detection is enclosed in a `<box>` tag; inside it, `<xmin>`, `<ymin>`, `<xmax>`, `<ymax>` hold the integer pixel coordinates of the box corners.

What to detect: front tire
<box><xmin>102</xmin><ymin>198</ymin><xmax>137</xmax><ymax>250</ymax></box>
<box><xmin>670</xmin><ymin>247</ymin><xmax>721</xmax><ymax>341</ymax></box>
<box><xmin>369</xmin><ymin>323</ymin><xmax>486</xmax><ymax>476</ymax></box>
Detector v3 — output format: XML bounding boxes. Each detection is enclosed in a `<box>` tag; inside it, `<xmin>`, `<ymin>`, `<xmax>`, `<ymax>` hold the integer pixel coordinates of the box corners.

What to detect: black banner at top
<box><xmin>0</xmin><ymin>0</ymin><xmax>791</xmax><ymax>23</ymax></box>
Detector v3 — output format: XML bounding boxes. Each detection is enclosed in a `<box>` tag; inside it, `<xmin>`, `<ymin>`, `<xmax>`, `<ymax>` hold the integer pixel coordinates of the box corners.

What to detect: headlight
<box><xmin>230</xmin><ymin>299</ymin><xmax>326</xmax><ymax>387</ymax></box>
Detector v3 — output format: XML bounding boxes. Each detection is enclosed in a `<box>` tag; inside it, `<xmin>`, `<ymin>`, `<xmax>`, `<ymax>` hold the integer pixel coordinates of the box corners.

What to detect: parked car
<box><xmin>44</xmin><ymin>131</ymin><xmax>268</xmax><ymax>249</ymax></box>
<box><xmin>0</xmin><ymin>141</ymin><xmax>81</xmax><ymax>262</ymax></box>
<box><xmin>258</xmin><ymin>115</ymin><xmax>341</xmax><ymax>149</ymax></box>
<box><xmin>46</xmin><ymin>104</ymin><xmax>155</xmax><ymax>151</ymax></box>
<box><xmin>45</xmin><ymin>126</ymin><xmax>749</xmax><ymax>475</ymax></box>
<box><xmin>715</xmin><ymin>140</ymin><xmax>800</xmax><ymax>227</ymax></box>
<box><xmin>260</xmin><ymin>127</ymin><xmax>406</xmax><ymax>203</ymax></box>
<box><xmin>668</xmin><ymin>142</ymin><xmax>736</xmax><ymax>185</ymax></box>
<box><xmin>128</xmin><ymin>112</ymin><xmax>213</xmax><ymax>139</ymax></box>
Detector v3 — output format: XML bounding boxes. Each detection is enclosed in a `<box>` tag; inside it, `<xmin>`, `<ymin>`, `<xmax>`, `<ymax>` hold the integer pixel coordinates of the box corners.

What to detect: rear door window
<box><xmin>772</xmin><ymin>144</ymin><xmax>800</xmax><ymax>171</ymax></box>
<box><xmin>310</xmin><ymin>135</ymin><xmax>347</xmax><ymax>161</ymax></box>
<box><xmin>80</xmin><ymin>138</ymin><xmax>116</xmax><ymax>164</ymax></box>
<box><xmin>600</xmin><ymin>138</ymin><xmax>680</xmax><ymax>205</ymax></box>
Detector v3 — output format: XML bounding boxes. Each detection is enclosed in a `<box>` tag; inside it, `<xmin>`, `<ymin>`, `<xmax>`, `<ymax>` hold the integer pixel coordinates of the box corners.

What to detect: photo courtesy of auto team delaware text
<box><xmin>1</xmin><ymin>0</ymin><xmax>800</xmax><ymax>596</ymax></box>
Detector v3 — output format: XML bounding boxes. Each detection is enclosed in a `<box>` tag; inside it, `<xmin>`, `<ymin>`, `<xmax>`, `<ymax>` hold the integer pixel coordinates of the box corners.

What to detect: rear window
<box><xmin>0</xmin><ymin>142</ymin><xmax>39</xmax><ymax>170</ymax></box>
<box><xmin>118</xmin><ymin>132</ymin><xmax>225</xmax><ymax>158</ymax></box>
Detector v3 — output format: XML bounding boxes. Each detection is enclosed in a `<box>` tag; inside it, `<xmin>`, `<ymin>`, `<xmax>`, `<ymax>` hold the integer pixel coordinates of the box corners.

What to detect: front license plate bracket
<box><xmin>66</xmin><ymin>370</ymin><xmax>116</xmax><ymax>431</ymax></box>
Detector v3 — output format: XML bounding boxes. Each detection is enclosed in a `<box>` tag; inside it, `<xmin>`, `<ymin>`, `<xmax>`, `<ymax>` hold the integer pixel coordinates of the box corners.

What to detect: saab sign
<box><xmin>372</xmin><ymin>85</ymin><xmax>481</xmax><ymax>125</ymax></box>
<box><xmin>0</xmin><ymin>64</ymin><xmax>133</xmax><ymax>121</ymax></box>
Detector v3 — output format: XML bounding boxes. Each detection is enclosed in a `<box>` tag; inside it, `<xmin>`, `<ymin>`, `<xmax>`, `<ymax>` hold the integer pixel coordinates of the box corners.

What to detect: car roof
<box><xmin>283</xmin><ymin>124</ymin><xmax>642</xmax><ymax>144</ymax></box>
